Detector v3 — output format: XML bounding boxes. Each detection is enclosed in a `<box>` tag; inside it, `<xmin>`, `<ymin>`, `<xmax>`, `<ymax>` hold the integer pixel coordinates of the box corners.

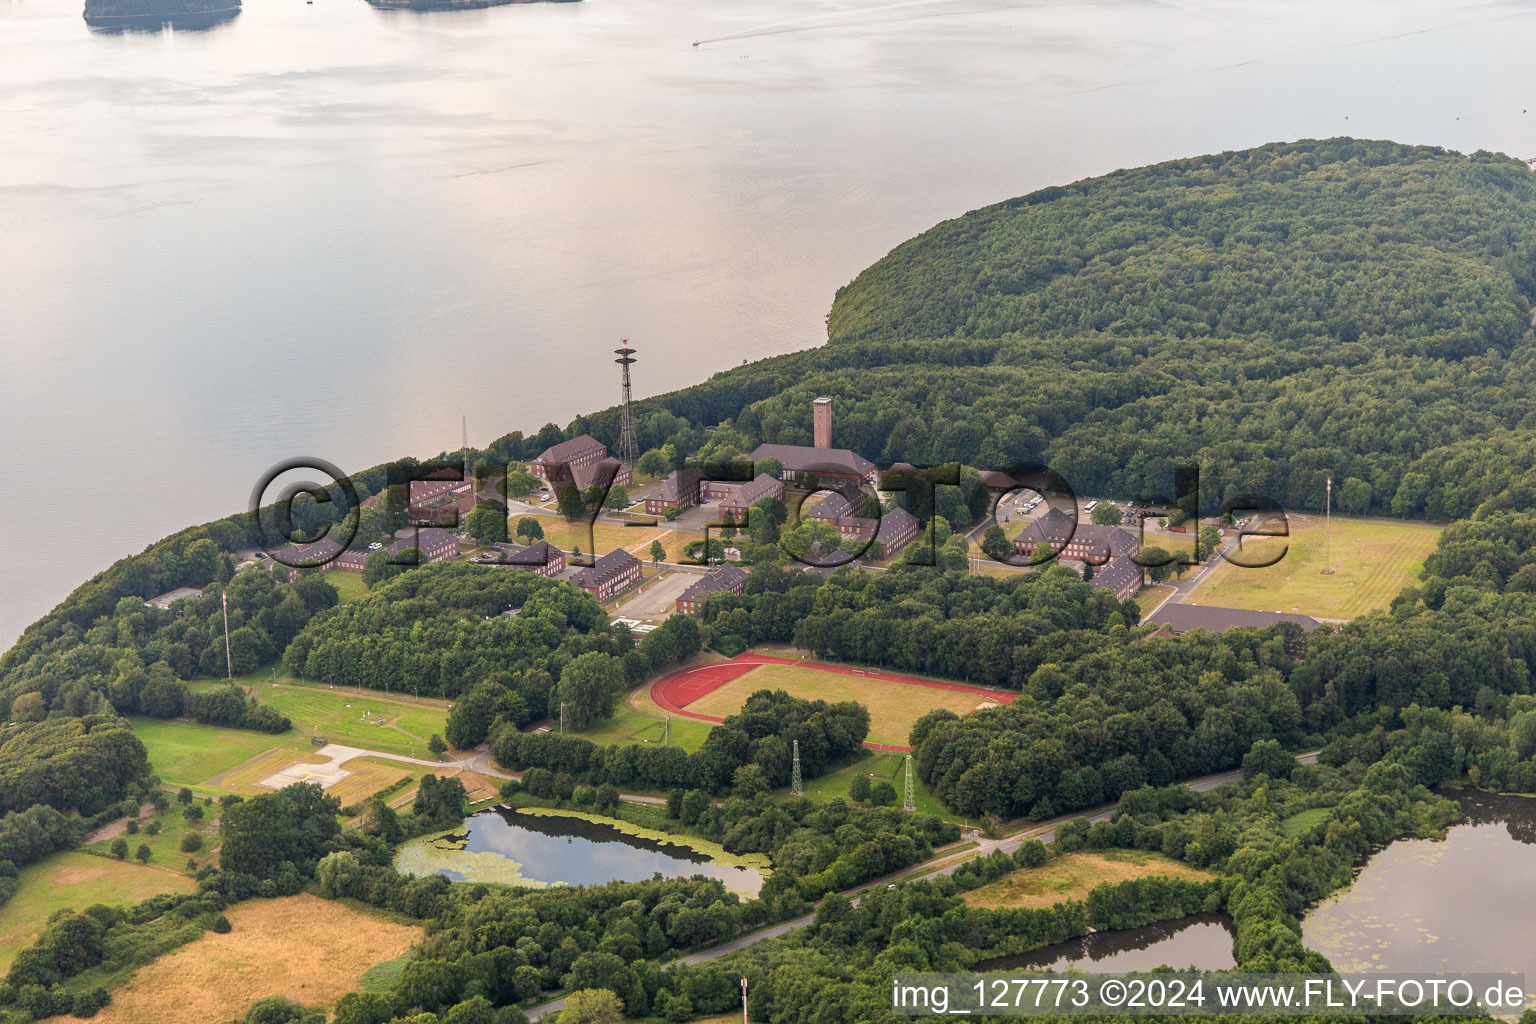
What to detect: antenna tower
<box><xmin>614</xmin><ymin>340</ymin><xmax>640</xmax><ymax>465</ymax></box>
<box><xmin>903</xmin><ymin>754</ymin><xmax>916</xmax><ymax>812</ymax></box>
<box><xmin>1322</xmin><ymin>475</ymin><xmax>1333</xmax><ymax>575</ymax></box>
<box><xmin>221</xmin><ymin>590</ymin><xmax>233</xmax><ymax>679</ymax></box>
<box><xmin>791</xmin><ymin>739</ymin><xmax>802</xmax><ymax>796</ymax></box>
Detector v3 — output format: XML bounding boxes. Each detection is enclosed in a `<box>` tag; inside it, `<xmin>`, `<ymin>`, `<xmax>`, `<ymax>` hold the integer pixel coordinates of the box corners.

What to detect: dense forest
<box><xmin>553</xmin><ymin>140</ymin><xmax>1536</xmax><ymax>521</ymax></box>
<box><xmin>9</xmin><ymin>137</ymin><xmax>1536</xmax><ymax>1024</ymax></box>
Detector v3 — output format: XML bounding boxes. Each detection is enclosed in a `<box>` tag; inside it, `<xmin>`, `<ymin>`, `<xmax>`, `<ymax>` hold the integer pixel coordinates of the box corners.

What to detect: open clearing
<box><xmin>0</xmin><ymin>853</ymin><xmax>194</xmax><ymax>973</ymax></box>
<box><xmin>83</xmin><ymin>803</ymin><xmax>222</xmax><ymax>873</ymax></box>
<box><xmin>61</xmin><ymin>894</ymin><xmax>421</xmax><ymax>1024</ymax></box>
<box><xmin>568</xmin><ymin>685</ymin><xmax>715</xmax><ymax>754</ymax></box>
<box><xmin>658</xmin><ymin>654</ymin><xmax>1015</xmax><ymax>750</ymax></box>
<box><xmin>1194</xmin><ymin>515</ymin><xmax>1442</xmax><ymax>620</ymax></box>
<box><xmin>962</xmin><ymin>851</ymin><xmax>1215</xmax><ymax>910</ymax></box>
<box><xmin>797</xmin><ymin>752</ymin><xmax>975</xmax><ymax>823</ymax></box>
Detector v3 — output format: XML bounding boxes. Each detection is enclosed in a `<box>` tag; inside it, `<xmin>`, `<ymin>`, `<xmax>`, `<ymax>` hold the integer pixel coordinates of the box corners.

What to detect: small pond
<box><xmin>1303</xmin><ymin>789</ymin><xmax>1536</xmax><ymax>980</ymax></box>
<box><xmin>976</xmin><ymin>913</ymin><xmax>1237</xmax><ymax>973</ymax></box>
<box><xmin>394</xmin><ymin>806</ymin><xmax>766</xmax><ymax>896</ymax></box>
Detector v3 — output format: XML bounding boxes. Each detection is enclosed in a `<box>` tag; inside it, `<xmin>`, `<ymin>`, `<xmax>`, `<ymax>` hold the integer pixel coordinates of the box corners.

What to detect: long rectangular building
<box><xmin>749</xmin><ymin>443</ymin><xmax>879</xmax><ymax>488</ymax></box>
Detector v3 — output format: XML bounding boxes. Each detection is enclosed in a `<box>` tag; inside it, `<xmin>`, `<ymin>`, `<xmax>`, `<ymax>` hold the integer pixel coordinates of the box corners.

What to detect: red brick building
<box><xmin>572</xmin><ymin>548</ymin><xmax>642</xmax><ymax>600</ymax></box>
<box><xmin>646</xmin><ymin>467</ymin><xmax>704</xmax><ymax>515</ymax></box>
<box><xmin>1009</xmin><ymin>507</ymin><xmax>1145</xmax><ymax>601</ymax></box>
<box><xmin>750</xmin><ymin>443</ymin><xmax>878</xmax><ymax>488</ymax></box>
<box><xmin>675</xmin><ymin>564</ymin><xmax>748</xmax><ymax>615</ymax></box>
<box><xmin>388</xmin><ymin>527</ymin><xmax>460</xmax><ymax>564</ymax></box>
<box><xmin>530</xmin><ymin>435</ymin><xmax>610</xmax><ymax>484</ymax></box>
<box><xmin>498</xmin><ymin>540</ymin><xmax>565</xmax><ymax>578</ymax></box>
<box><xmin>1012</xmin><ymin>508</ymin><xmax>1139</xmax><ymax>563</ymax></box>
<box><xmin>701</xmin><ymin>472</ymin><xmax>784</xmax><ymax>516</ymax></box>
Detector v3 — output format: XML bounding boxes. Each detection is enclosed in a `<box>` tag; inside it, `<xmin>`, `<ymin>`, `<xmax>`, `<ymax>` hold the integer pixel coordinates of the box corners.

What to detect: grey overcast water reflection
<box><xmin>400</xmin><ymin>807</ymin><xmax>765</xmax><ymax>894</ymax></box>
<box><xmin>978</xmin><ymin>913</ymin><xmax>1237</xmax><ymax>973</ymax></box>
<box><xmin>4</xmin><ymin>0</ymin><xmax>1536</xmax><ymax>645</ymax></box>
<box><xmin>1302</xmin><ymin>790</ymin><xmax>1536</xmax><ymax>978</ymax></box>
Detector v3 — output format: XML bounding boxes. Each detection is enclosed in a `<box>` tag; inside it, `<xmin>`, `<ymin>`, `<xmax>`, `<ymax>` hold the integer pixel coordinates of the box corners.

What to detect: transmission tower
<box><xmin>791</xmin><ymin>739</ymin><xmax>802</xmax><ymax>796</ymax></box>
<box><xmin>903</xmin><ymin>754</ymin><xmax>916</xmax><ymax>812</ymax></box>
<box><xmin>614</xmin><ymin>340</ymin><xmax>639</xmax><ymax>465</ymax></box>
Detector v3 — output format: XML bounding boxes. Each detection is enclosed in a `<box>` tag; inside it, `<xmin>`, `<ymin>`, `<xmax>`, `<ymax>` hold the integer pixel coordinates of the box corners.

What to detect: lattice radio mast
<box><xmin>903</xmin><ymin>754</ymin><xmax>916</xmax><ymax>812</ymax></box>
<box><xmin>791</xmin><ymin>739</ymin><xmax>802</xmax><ymax>796</ymax></box>
<box><xmin>614</xmin><ymin>340</ymin><xmax>639</xmax><ymax>465</ymax></box>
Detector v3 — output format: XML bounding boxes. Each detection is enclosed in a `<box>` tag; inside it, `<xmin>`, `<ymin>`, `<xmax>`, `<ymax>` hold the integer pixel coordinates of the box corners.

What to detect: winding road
<box><xmin>523</xmin><ymin>750</ymin><xmax>1319</xmax><ymax>1020</ymax></box>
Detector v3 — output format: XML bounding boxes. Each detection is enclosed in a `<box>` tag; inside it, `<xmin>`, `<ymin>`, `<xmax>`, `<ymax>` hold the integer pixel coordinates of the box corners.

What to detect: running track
<box><xmin>650</xmin><ymin>654</ymin><xmax>1017</xmax><ymax>752</ymax></box>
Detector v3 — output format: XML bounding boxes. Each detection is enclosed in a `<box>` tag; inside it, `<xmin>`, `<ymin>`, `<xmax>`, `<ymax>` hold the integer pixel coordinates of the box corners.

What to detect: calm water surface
<box><xmin>395</xmin><ymin>807</ymin><xmax>765</xmax><ymax>894</ymax></box>
<box><xmin>1303</xmin><ymin>789</ymin><xmax>1536</xmax><ymax>979</ymax></box>
<box><xmin>977</xmin><ymin>913</ymin><xmax>1236</xmax><ymax>973</ymax></box>
<box><xmin>5</xmin><ymin>0</ymin><xmax>1536</xmax><ymax>645</ymax></box>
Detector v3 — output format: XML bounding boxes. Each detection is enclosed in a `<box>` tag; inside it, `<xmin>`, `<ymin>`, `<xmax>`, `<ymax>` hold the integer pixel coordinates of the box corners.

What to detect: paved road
<box><xmin>524</xmin><ymin>751</ymin><xmax>1319</xmax><ymax>1020</ymax></box>
<box><xmin>301</xmin><ymin>742</ymin><xmax>669</xmax><ymax>807</ymax></box>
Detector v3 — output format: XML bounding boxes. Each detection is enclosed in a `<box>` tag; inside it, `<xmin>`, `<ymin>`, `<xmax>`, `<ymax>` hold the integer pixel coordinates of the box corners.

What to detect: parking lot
<box><xmin>610</xmin><ymin>570</ymin><xmax>703</xmax><ymax>622</ymax></box>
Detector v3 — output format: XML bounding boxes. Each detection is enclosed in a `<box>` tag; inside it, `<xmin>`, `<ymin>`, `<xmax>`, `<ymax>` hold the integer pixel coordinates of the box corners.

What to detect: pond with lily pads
<box><xmin>394</xmin><ymin>806</ymin><xmax>767</xmax><ymax>896</ymax></box>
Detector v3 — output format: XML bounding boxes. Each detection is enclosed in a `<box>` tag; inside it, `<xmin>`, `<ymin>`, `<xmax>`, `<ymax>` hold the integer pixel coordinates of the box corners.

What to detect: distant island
<box><xmin>365</xmin><ymin>0</ymin><xmax>576</xmax><ymax>10</ymax></box>
<box><xmin>83</xmin><ymin>0</ymin><xmax>240</xmax><ymax>25</ymax></box>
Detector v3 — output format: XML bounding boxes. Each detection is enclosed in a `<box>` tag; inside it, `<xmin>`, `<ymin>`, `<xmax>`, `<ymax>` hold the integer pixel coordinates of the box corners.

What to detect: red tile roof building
<box><xmin>572</xmin><ymin>548</ymin><xmax>642</xmax><ymax>600</ymax></box>
<box><xmin>675</xmin><ymin>564</ymin><xmax>749</xmax><ymax>615</ymax></box>
<box><xmin>749</xmin><ymin>443</ymin><xmax>879</xmax><ymax>488</ymax></box>
<box><xmin>701</xmin><ymin>472</ymin><xmax>785</xmax><ymax>515</ymax></box>
<box><xmin>529</xmin><ymin>435</ymin><xmax>611</xmax><ymax>484</ymax></box>
<box><xmin>497</xmin><ymin>541</ymin><xmax>565</xmax><ymax>578</ymax></box>
<box><xmin>646</xmin><ymin>467</ymin><xmax>704</xmax><ymax>515</ymax></box>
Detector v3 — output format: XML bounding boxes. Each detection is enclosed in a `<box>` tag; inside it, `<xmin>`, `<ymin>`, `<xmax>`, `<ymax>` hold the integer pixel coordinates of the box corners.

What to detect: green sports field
<box><xmin>188</xmin><ymin>675</ymin><xmax>450</xmax><ymax>758</ymax></box>
<box><xmin>685</xmin><ymin>662</ymin><xmax>1008</xmax><ymax>749</ymax></box>
<box><xmin>1194</xmin><ymin>515</ymin><xmax>1442</xmax><ymax>620</ymax></box>
<box><xmin>567</xmin><ymin>688</ymin><xmax>714</xmax><ymax>754</ymax></box>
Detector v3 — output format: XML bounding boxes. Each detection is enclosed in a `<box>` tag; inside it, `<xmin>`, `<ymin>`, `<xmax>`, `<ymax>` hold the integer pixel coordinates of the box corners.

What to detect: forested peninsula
<box><xmin>7</xmin><ymin>138</ymin><xmax>1536</xmax><ymax>1024</ymax></box>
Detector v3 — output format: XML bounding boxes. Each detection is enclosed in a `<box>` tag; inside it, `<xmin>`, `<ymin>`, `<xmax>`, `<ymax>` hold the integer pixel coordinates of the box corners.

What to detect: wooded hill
<box><xmin>597</xmin><ymin>140</ymin><xmax>1536</xmax><ymax>521</ymax></box>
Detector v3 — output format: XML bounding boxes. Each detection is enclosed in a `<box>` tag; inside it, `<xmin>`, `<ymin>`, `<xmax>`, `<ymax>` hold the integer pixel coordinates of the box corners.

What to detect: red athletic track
<box><xmin>649</xmin><ymin>654</ymin><xmax>1017</xmax><ymax>752</ymax></box>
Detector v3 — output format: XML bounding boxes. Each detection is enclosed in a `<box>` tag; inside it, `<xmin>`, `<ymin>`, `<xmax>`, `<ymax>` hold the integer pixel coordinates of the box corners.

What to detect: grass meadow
<box><xmin>685</xmin><ymin>662</ymin><xmax>1008</xmax><ymax>749</ymax></box>
<box><xmin>1195</xmin><ymin>515</ymin><xmax>1442</xmax><ymax>620</ymax></box>
<box><xmin>961</xmin><ymin>851</ymin><xmax>1215</xmax><ymax>910</ymax></box>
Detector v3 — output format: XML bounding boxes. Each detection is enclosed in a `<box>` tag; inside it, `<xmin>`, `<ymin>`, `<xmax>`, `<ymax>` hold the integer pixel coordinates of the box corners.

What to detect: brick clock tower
<box><xmin>812</xmin><ymin>396</ymin><xmax>832</xmax><ymax>449</ymax></box>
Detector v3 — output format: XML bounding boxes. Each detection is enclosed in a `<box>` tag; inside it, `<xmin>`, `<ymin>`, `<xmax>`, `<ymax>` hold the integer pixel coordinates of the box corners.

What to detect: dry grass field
<box><xmin>60</xmin><ymin>894</ymin><xmax>421</xmax><ymax>1024</ymax></box>
<box><xmin>207</xmin><ymin>748</ymin><xmax>328</xmax><ymax>794</ymax></box>
<box><xmin>684</xmin><ymin>662</ymin><xmax>1008</xmax><ymax>749</ymax></box>
<box><xmin>1194</xmin><ymin>515</ymin><xmax>1442</xmax><ymax>620</ymax></box>
<box><xmin>962</xmin><ymin>851</ymin><xmax>1215</xmax><ymax>910</ymax></box>
<box><xmin>0</xmin><ymin>854</ymin><xmax>194</xmax><ymax>973</ymax></box>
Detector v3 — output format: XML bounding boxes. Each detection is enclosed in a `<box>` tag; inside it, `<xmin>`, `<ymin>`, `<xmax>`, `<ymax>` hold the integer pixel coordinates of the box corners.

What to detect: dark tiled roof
<box><xmin>877</xmin><ymin>506</ymin><xmax>919</xmax><ymax>543</ymax></box>
<box><xmin>750</xmin><ymin>443</ymin><xmax>875</xmax><ymax>477</ymax></box>
<box><xmin>388</xmin><ymin>527</ymin><xmax>457</xmax><ymax>557</ymax></box>
<box><xmin>658</xmin><ymin>467</ymin><xmax>704</xmax><ymax>503</ymax></box>
<box><xmin>501</xmin><ymin>541</ymin><xmax>559</xmax><ymax>567</ymax></box>
<box><xmin>334</xmin><ymin>546</ymin><xmax>371</xmax><ymax>568</ymax></box>
<box><xmin>278</xmin><ymin>536</ymin><xmax>344</xmax><ymax>567</ymax></box>
<box><xmin>1089</xmin><ymin>555</ymin><xmax>1143</xmax><ymax>595</ymax></box>
<box><xmin>712</xmin><ymin>473</ymin><xmax>782</xmax><ymax>507</ymax></box>
<box><xmin>536</xmin><ymin>434</ymin><xmax>606</xmax><ymax>465</ymax></box>
<box><xmin>572</xmin><ymin>548</ymin><xmax>641</xmax><ymax>588</ymax></box>
<box><xmin>570</xmin><ymin>457</ymin><xmax>629</xmax><ymax>491</ymax></box>
<box><xmin>1017</xmin><ymin>509</ymin><xmax>1138</xmax><ymax>562</ymax></box>
<box><xmin>678</xmin><ymin>564</ymin><xmax>748</xmax><ymax>604</ymax></box>
<box><xmin>1148</xmin><ymin>604</ymin><xmax>1320</xmax><ymax>634</ymax></box>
